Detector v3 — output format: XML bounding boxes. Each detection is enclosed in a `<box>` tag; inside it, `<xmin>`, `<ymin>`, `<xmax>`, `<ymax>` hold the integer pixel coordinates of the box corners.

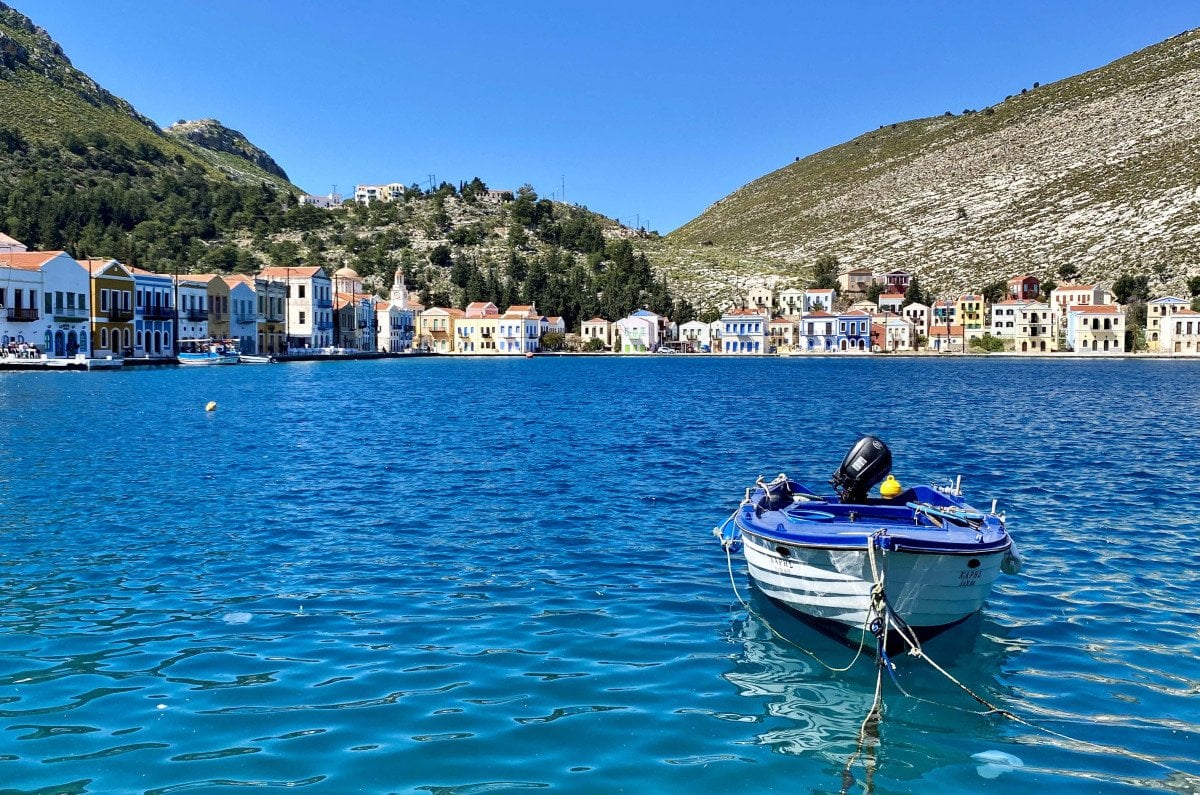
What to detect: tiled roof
<box><xmin>0</xmin><ymin>232</ymin><xmax>25</xmax><ymax>247</ymax></box>
<box><xmin>1069</xmin><ymin>304</ymin><xmax>1120</xmax><ymax>314</ymax></box>
<box><xmin>1</xmin><ymin>251</ymin><xmax>66</xmax><ymax>270</ymax></box>
<box><xmin>259</xmin><ymin>266</ymin><xmax>325</xmax><ymax>279</ymax></box>
<box><xmin>929</xmin><ymin>324</ymin><xmax>965</xmax><ymax>336</ymax></box>
<box><xmin>1054</xmin><ymin>284</ymin><xmax>1096</xmax><ymax>292</ymax></box>
<box><xmin>583</xmin><ymin>317</ymin><xmax>609</xmax><ymax>324</ymax></box>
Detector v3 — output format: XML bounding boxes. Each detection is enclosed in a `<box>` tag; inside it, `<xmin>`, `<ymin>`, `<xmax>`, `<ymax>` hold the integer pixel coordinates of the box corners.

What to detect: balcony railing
<box><xmin>315</xmin><ymin>299</ymin><xmax>333</xmax><ymax>309</ymax></box>
<box><xmin>53</xmin><ymin>308</ymin><xmax>89</xmax><ymax>322</ymax></box>
<box><xmin>316</xmin><ymin>321</ymin><xmax>333</xmax><ymax>331</ymax></box>
<box><xmin>233</xmin><ymin>313</ymin><xmax>256</xmax><ymax>324</ymax></box>
<box><xmin>106</xmin><ymin>307</ymin><xmax>134</xmax><ymax>322</ymax></box>
<box><xmin>142</xmin><ymin>305</ymin><xmax>176</xmax><ymax>321</ymax></box>
<box><xmin>6</xmin><ymin>307</ymin><xmax>38</xmax><ymax>322</ymax></box>
<box><xmin>184</xmin><ymin>309</ymin><xmax>207</xmax><ymax>322</ymax></box>
<box><xmin>264</xmin><ymin>312</ymin><xmax>285</xmax><ymax>323</ymax></box>
<box><xmin>207</xmin><ymin>310</ymin><xmax>228</xmax><ymax>321</ymax></box>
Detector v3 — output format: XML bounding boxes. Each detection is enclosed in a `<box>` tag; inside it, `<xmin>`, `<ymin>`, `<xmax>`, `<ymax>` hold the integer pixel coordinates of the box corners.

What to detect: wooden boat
<box><xmin>716</xmin><ymin>436</ymin><xmax>1020</xmax><ymax>650</ymax></box>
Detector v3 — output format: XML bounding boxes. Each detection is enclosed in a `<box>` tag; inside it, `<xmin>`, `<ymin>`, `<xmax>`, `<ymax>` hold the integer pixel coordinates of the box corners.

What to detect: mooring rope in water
<box><xmin>720</xmin><ymin>510</ymin><xmax>1198</xmax><ymax>788</ymax></box>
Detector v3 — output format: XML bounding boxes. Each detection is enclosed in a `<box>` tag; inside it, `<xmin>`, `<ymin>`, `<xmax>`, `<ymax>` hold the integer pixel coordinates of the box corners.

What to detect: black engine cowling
<box><xmin>830</xmin><ymin>435</ymin><xmax>892</xmax><ymax>503</ymax></box>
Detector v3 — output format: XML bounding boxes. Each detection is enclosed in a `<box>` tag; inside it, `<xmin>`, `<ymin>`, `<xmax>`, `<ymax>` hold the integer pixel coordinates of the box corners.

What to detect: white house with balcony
<box><xmin>616</xmin><ymin>309</ymin><xmax>662</xmax><ymax>353</ymax></box>
<box><xmin>498</xmin><ymin>304</ymin><xmax>541</xmax><ymax>354</ymax></box>
<box><xmin>224</xmin><ymin>276</ymin><xmax>258</xmax><ymax>354</ymax></box>
<box><xmin>1</xmin><ymin>250</ymin><xmax>90</xmax><ymax>358</ymax></box>
<box><xmin>798</xmin><ymin>311</ymin><xmax>837</xmax><ymax>353</ymax></box>
<box><xmin>1159</xmin><ymin>307</ymin><xmax>1200</xmax><ymax>354</ymax></box>
<box><xmin>720</xmin><ymin>308</ymin><xmax>768</xmax><ymax>354</ymax></box>
<box><xmin>777</xmin><ymin>287</ymin><xmax>804</xmax><ymax>316</ymax></box>
<box><xmin>678</xmin><ymin>320</ymin><xmax>712</xmax><ymax>352</ymax></box>
<box><xmin>1146</xmin><ymin>296</ymin><xmax>1190</xmax><ymax>352</ymax></box>
<box><xmin>173</xmin><ymin>277</ymin><xmax>209</xmax><ymax>347</ymax></box>
<box><xmin>903</xmin><ymin>302</ymin><xmax>930</xmax><ymax>338</ymax></box>
<box><xmin>1065</xmin><ymin>304</ymin><xmax>1124</xmax><ymax>354</ymax></box>
<box><xmin>259</xmin><ymin>265</ymin><xmax>333</xmax><ymax>350</ymax></box>
<box><xmin>803</xmin><ymin>288</ymin><xmax>837</xmax><ymax>313</ymax></box>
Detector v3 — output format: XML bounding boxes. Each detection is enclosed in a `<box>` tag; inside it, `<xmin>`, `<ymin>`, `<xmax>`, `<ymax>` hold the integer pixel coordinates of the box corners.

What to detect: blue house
<box><xmin>836</xmin><ymin>310</ymin><xmax>871</xmax><ymax>352</ymax></box>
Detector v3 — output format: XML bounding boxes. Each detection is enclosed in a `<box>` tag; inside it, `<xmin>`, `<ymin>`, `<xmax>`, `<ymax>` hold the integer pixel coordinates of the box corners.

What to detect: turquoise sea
<box><xmin>1</xmin><ymin>357</ymin><xmax>1198</xmax><ymax>794</ymax></box>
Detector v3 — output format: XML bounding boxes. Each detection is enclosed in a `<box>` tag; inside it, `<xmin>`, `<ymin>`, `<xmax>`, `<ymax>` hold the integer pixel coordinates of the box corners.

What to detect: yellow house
<box><xmin>456</xmin><ymin>316</ymin><xmax>500</xmax><ymax>353</ymax></box>
<box><xmin>418</xmin><ymin>307</ymin><xmax>463</xmax><ymax>353</ymax></box>
<box><xmin>191</xmin><ymin>274</ymin><xmax>233</xmax><ymax>340</ymax></box>
<box><xmin>1146</xmin><ymin>297</ymin><xmax>1189</xmax><ymax>352</ymax></box>
<box><xmin>81</xmin><ymin>258</ymin><xmax>135</xmax><ymax>357</ymax></box>
<box><xmin>955</xmin><ymin>294</ymin><xmax>987</xmax><ymax>340</ymax></box>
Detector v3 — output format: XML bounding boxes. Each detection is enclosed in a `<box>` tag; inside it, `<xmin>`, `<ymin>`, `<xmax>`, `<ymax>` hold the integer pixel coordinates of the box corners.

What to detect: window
<box><xmin>44</xmin><ymin>292</ymin><xmax>52</xmax><ymax>313</ymax></box>
<box><xmin>299</xmin><ymin>285</ymin><xmax>306</xmax><ymax>299</ymax></box>
<box><xmin>101</xmin><ymin>289</ymin><xmax>110</xmax><ymax>311</ymax></box>
<box><xmin>299</xmin><ymin>311</ymin><xmax>306</xmax><ymax>325</ymax></box>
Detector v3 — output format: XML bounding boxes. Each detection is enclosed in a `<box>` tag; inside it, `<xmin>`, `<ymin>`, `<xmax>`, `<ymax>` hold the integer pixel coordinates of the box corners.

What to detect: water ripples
<box><xmin>1</xmin><ymin>358</ymin><xmax>1198</xmax><ymax>793</ymax></box>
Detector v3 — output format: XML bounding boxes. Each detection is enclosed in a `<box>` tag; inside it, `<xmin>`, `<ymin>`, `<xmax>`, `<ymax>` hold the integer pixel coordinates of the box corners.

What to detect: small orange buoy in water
<box><xmin>205</xmin><ymin>401</ymin><xmax>217</xmax><ymax>412</ymax></box>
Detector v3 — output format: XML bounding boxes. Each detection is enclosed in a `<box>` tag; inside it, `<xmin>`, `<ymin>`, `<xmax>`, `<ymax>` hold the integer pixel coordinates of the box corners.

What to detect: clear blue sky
<box><xmin>21</xmin><ymin>1</ymin><xmax>1200</xmax><ymax>233</ymax></box>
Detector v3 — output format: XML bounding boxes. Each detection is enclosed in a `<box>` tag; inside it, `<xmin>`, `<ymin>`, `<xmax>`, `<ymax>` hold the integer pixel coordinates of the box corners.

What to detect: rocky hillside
<box><xmin>666</xmin><ymin>27</ymin><xmax>1200</xmax><ymax>300</ymax></box>
<box><xmin>0</xmin><ymin>1</ymin><xmax>293</xmax><ymax>191</ymax></box>
<box><xmin>167</xmin><ymin>118</ymin><xmax>291</xmax><ymax>187</ymax></box>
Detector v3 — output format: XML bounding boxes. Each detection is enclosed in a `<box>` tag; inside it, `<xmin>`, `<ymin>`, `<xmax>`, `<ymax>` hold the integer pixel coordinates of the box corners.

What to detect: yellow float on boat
<box><xmin>880</xmin><ymin>474</ymin><xmax>902</xmax><ymax>498</ymax></box>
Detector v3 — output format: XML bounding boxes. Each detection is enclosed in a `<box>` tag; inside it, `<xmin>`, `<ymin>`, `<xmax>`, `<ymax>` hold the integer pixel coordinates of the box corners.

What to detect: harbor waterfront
<box><xmin>1</xmin><ymin>357</ymin><xmax>1198</xmax><ymax>794</ymax></box>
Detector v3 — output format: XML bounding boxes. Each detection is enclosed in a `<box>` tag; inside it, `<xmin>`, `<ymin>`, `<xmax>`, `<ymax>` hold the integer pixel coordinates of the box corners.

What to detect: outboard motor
<box><xmin>830</xmin><ymin>435</ymin><xmax>892</xmax><ymax>503</ymax></box>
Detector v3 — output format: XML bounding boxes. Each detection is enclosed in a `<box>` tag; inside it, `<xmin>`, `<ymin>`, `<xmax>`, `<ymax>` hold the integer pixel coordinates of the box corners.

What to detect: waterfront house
<box><xmin>581</xmin><ymin>317</ymin><xmax>613</xmax><ymax>350</ymax></box>
<box><xmin>720</xmin><ymin>308</ymin><xmax>769</xmax><ymax>354</ymax></box>
<box><xmin>465</xmin><ymin>301</ymin><xmax>499</xmax><ymax>318</ymax></box>
<box><xmin>456</xmin><ymin>314</ymin><xmax>500</xmax><ymax>353</ymax></box>
<box><xmin>777</xmin><ymin>287</ymin><xmax>804</xmax><ymax>316</ymax></box>
<box><xmin>1159</xmin><ymin>308</ymin><xmax>1200</xmax><ymax>354</ymax></box>
<box><xmin>1</xmin><ymin>250</ymin><xmax>89</xmax><ymax>358</ymax></box>
<box><xmin>1066</xmin><ymin>304</ymin><xmax>1124</xmax><ymax>354</ymax></box>
<box><xmin>836</xmin><ymin>310</ymin><xmax>871</xmax><ymax>352</ymax></box>
<box><xmin>82</xmin><ymin>258</ymin><xmax>135</xmax><ymax>357</ymax></box>
<box><xmin>253</xmin><ymin>275</ymin><xmax>288</xmax><ymax>355</ymax></box>
<box><xmin>990</xmin><ymin>299</ymin><xmax>1023</xmax><ymax>341</ymax></box>
<box><xmin>902</xmin><ymin>302</ymin><xmax>930</xmax><ymax>338</ymax></box>
<box><xmin>259</xmin><ymin>265</ymin><xmax>333</xmax><ymax>351</ymax></box>
<box><xmin>709</xmin><ymin>319</ymin><xmax>723</xmax><ymax>352</ymax></box>
<box><xmin>499</xmin><ymin>304</ymin><xmax>542</xmax><ymax>354</ymax></box>
<box><xmin>418</xmin><ymin>307</ymin><xmax>461</xmax><ymax>353</ymax></box>
<box><xmin>222</xmin><ymin>276</ymin><xmax>259</xmax><ymax>354</ymax></box>
<box><xmin>130</xmin><ymin>267</ymin><xmax>176</xmax><ymax>357</ymax></box>
<box><xmin>799</xmin><ymin>310</ymin><xmax>837</xmax><ymax>353</ymax></box>
<box><xmin>541</xmin><ymin>316</ymin><xmax>566</xmax><ymax>336</ymax></box>
<box><xmin>746</xmin><ymin>286</ymin><xmax>773</xmax><ymax>316</ymax></box>
<box><xmin>768</xmin><ymin>317</ymin><xmax>797</xmax><ymax>352</ymax></box>
<box><xmin>1</xmin><ymin>252</ymin><xmax>46</xmax><ymax>355</ymax></box>
<box><xmin>1146</xmin><ymin>296</ymin><xmax>1189</xmax><ymax>352</ymax></box>
<box><xmin>1015</xmin><ymin>301</ymin><xmax>1055</xmax><ymax>353</ymax></box>
<box><xmin>173</xmin><ymin>276</ymin><xmax>210</xmax><ymax>349</ymax></box>
<box><xmin>189</xmin><ymin>274</ymin><xmax>232</xmax><ymax>345</ymax></box>
<box><xmin>332</xmin><ymin>266</ymin><xmax>375</xmax><ymax>351</ymax></box>
<box><xmin>616</xmin><ymin>308</ymin><xmax>669</xmax><ymax>353</ymax></box>
<box><xmin>1049</xmin><ymin>284</ymin><xmax>1107</xmax><ymax>330</ymax></box>
<box><xmin>838</xmin><ymin>268</ymin><xmax>875</xmax><ymax>296</ymax></box>
<box><xmin>955</xmin><ymin>294</ymin><xmax>987</xmax><ymax>341</ymax></box>
<box><xmin>678</xmin><ymin>320</ymin><xmax>711</xmax><ymax>352</ymax></box>
<box><xmin>1007</xmin><ymin>274</ymin><xmax>1041</xmax><ymax>301</ymax></box>
<box><xmin>929</xmin><ymin>324</ymin><xmax>965</xmax><ymax>353</ymax></box>
<box><xmin>872</xmin><ymin>313</ymin><xmax>914</xmax><ymax>351</ymax></box>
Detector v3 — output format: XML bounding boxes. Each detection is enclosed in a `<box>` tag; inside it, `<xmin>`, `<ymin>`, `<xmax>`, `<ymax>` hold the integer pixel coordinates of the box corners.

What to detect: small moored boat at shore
<box><xmin>177</xmin><ymin>339</ymin><xmax>240</xmax><ymax>366</ymax></box>
<box><xmin>716</xmin><ymin>436</ymin><xmax>1021</xmax><ymax>650</ymax></box>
